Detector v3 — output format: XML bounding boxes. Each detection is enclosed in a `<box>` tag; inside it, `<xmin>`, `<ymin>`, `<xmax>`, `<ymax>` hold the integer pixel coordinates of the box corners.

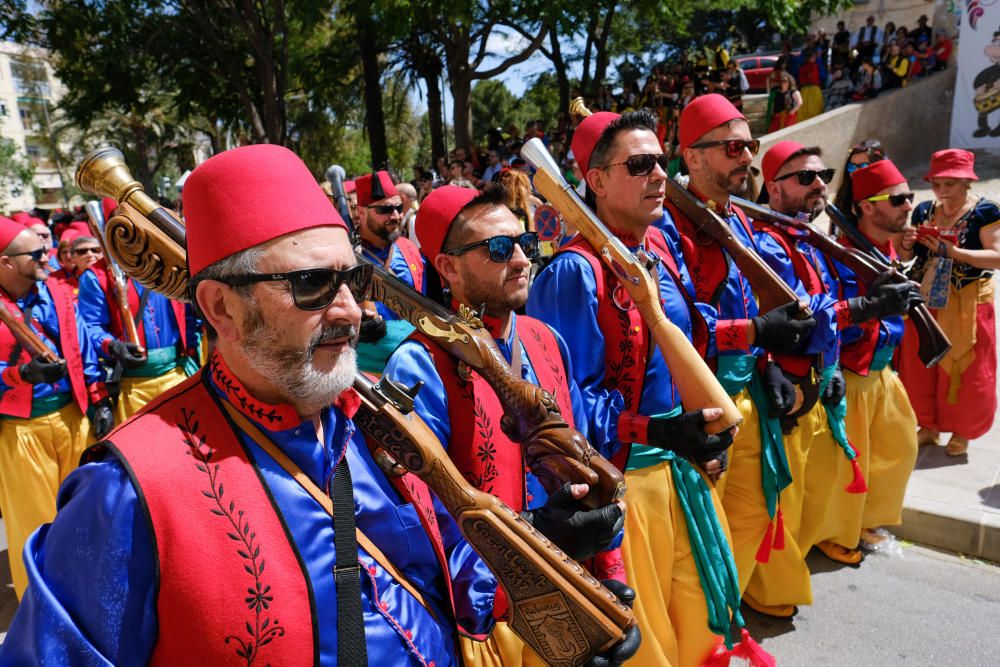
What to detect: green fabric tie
<box><xmin>715</xmin><ymin>354</ymin><xmax>756</xmax><ymax>396</ymax></box>
<box><xmin>27</xmin><ymin>392</ymin><xmax>73</xmax><ymax>419</ymax></box>
<box><xmin>123</xmin><ymin>346</ymin><xmax>179</xmax><ymax>378</ymax></box>
<box><xmin>868</xmin><ymin>344</ymin><xmax>896</xmax><ymax>373</ymax></box>
<box><xmin>357</xmin><ymin>320</ymin><xmax>416</xmax><ymax>374</ymax></box>
<box><xmin>625</xmin><ymin>409</ymin><xmax>745</xmax><ymax>648</ymax></box>
<box><xmin>746</xmin><ymin>369</ymin><xmax>793</xmax><ymax>519</ymax></box>
<box><xmin>818</xmin><ymin>364</ymin><xmax>856</xmax><ymax>461</ymax></box>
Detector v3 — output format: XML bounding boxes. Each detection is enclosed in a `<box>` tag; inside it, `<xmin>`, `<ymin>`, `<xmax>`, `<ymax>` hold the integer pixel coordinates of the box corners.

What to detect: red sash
<box><xmin>87</xmin><ymin>261</ymin><xmax>187</xmax><ymax>351</ymax></box>
<box><xmin>394</xmin><ymin>237</ymin><xmax>425</xmax><ymax>292</ymax></box>
<box><xmin>0</xmin><ymin>279</ymin><xmax>88</xmax><ymax>417</ymax></box>
<box><xmin>561</xmin><ymin>226</ymin><xmax>707</xmax><ymax>470</ymax></box>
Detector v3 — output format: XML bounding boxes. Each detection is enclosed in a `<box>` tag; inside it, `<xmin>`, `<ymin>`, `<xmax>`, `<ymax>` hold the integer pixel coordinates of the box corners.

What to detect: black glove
<box><xmin>108</xmin><ymin>340</ymin><xmax>146</xmax><ymax>369</ymax></box>
<box><xmin>358</xmin><ymin>314</ymin><xmax>387</xmax><ymax>344</ymax></box>
<box><xmin>751</xmin><ymin>301</ymin><xmax>817</xmax><ymax>354</ymax></box>
<box><xmin>521</xmin><ymin>483</ymin><xmax>624</xmax><ymax>561</ymax></box>
<box><xmin>18</xmin><ymin>357</ymin><xmax>67</xmax><ymax>384</ymax></box>
<box><xmin>763</xmin><ymin>361</ymin><xmax>797</xmax><ymax>417</ymax></box>
<box><xmin>821</xmin><ymin>366</ymin><xmax>847</xmax><ymax>406</ymax></box>
<box><xmin>87</xmin><ymin>398</ymin><xmax>115</xmax><ymax>440</ymax></box>
<box><xmin>647</xmin><ymin>410</ymin><xmax>734</xmax><ymax>463</ymax></box>
<box><xmin>847</xmin><ymin>273</ymin><xmax>923</xmax><ymax>322</ymax></box>
<box><xmin>585</xmin><ymin>579</ymin><xmax>641</xmax><ymax>667</ymax></box>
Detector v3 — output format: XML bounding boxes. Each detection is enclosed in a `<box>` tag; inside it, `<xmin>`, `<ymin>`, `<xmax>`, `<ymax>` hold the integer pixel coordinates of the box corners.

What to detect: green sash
<box><xmin>124</xmin><ymin>346</ymin><xmax>179</xmax><ymax>378</ymax></box>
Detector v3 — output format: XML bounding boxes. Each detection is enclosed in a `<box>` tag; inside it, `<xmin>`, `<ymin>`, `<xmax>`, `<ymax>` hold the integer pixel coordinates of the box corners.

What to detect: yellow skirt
<box><xmin>621</xmin><ymin>461</ymin><xmax>731</xmax><ymax>666</ymax></box>
<box><xmin>460</xmin><ymin>621</ymin><xmax>547</xmax><ymax>667</ymax></box>
<box><xmin>114</xmin><ymin>367</ymin><xmax>188</xmax><ymax>424</ymax></box>
<box><xmin>797</xmin><ymin>85</ymin><xmax>824</xmax><ymax>121</ymax></box>
<box><xmin>819</xmin><ymin>367</ymin><xmax>918</xmax><ymax>547</ymax></box>
<box><xmin>0</xmin><ymin>402</ymin><xmax>92</xmax><ymax>598</ymax></box>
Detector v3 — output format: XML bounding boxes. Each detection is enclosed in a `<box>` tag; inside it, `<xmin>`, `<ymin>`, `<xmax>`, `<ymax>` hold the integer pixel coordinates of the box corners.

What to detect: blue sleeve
<box><xmin>77</xmin><ymin>270</ymin><xmax>114</xmax><ymax>362</ymax></box>
<box><xmin>551</xmin><ymin>326</ymin><xmax>592</xmax><ymax>444</ymax></box>
<box><xmin>383</xmin><ymin>340</ymin><xmax>452</xmax><ymax>449</ymax></box>
<box><xmin>435</xmin><ymin>493</ymin><xmax>497</xmax><ymax>636</ymax></box>
<box><xmin>76</xmin><ymin>302</ymin><xmax>106</xmax><ymax>387</ymax></box>
<box><xmin>185</xmin><ymin>303</ymin><xmax>203</xmax><ymax>354</ymax></box>
<box><xmin>526</xmin><ymin>253</ymin><xmax>623</xmax><ymax>458</ymax></box>
<box><xmin>0</xmin><ymin>458</ymin><xmax>157</xmax><ymax>666</ymax></box>
<box><xmin>831</xmin><ymin>258</ymin><xmax>865</xmax><ymax>347</ymax></box>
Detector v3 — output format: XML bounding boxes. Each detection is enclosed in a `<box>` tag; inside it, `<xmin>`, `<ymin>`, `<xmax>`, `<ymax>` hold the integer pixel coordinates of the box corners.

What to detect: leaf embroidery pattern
<box><xmin>179</xmin><ymin>408</ymin><xmax>285</xmax><ymax>665</ymax></box>
<box><xmin>605</xmin><ymin>272</ymin><xmax>637</xmax><ymax>408</ymax></box>
<box><xmin>211</xmin><ymin>356</ymin><xmax>283</xmax><ymax>425</ymax></box>
<box><xmin>528</xmin><ymin>328</ymin><xmax>567</xmax><ymax>407</ymax></box>
<box><xmin>468</xmin><ymin>398</ymin><xmax>498</xmax><ymax>493</ymax></box>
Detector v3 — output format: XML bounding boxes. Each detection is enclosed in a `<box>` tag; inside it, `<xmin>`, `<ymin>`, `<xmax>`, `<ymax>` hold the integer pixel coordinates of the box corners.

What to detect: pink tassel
<box><xmin>773</xmin><ymin>508</ymin><xmax>786</xmax><ymax>551</ymax></box>
<box><xmin>701</xmin><ymin>642</ymin><xmax>731</xmax><ymax>667</ymax></box>
<box><xmin>755</xmin><ymin>521</ymin><xmax>775</xmax><ymax>563</ymax></box>
<box><xmin>731</xmin><ymin>629</ymin><xmax>777</xmax><ymax>667</ymax></box>
<box><xmin>846</xmin><ymin>459</ymin><xmax>868</xmax><ymax>494</ymax></box>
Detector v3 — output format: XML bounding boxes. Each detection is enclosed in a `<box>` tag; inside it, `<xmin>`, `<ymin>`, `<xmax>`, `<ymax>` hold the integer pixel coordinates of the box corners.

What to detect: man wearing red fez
<box><xmin>528</xmin><ymin>108</ymin><xmax>773</xmax><ymax>666</ymax></box>
<box><xmin>814</xmin><ymin>158</ymin><xmax>921</xmax><ymax>564</ymax></box>
<box><xmin>385</xmin><ymin>184</ymin><xmax>638</xmax><ymax>666</ymax></box>
<box><xmin>898</xmin><ymin>149</ymin><xmax>1000</xmax><ymax>458</ymax></box>
<box><xmin>0</xmin><ymin>216</ymin><xmax>113</xmax><ymax>599</ymax></box>
<box><xmin>1</xmin><ymin>145</ymin><xmax>499</xmax><ymax>665</ymax></box>
<box><xmin>344</xmin><ymin>178</ymin><xmax>359</xmax><ymax>227</ymax></box>
<box><xmin>354</xmin><ymin>170</ymin><xmax>426</xmax><ymax>372</ymax></box>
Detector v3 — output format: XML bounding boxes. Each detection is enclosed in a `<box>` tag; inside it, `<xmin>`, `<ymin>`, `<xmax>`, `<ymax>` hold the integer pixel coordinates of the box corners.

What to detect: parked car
<box><xmin>734</xmin><ymin>55</ymin><xmax>780</xmax><ymax>93</ymax></box>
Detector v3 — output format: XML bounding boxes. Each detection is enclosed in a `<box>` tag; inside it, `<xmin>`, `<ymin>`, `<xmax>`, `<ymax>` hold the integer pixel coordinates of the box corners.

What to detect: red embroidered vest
<box><xmin>87</xmin><ymin>261</ymin><xmax>188</xmax><ymax>351</ymax></box>
<box><xmin>561</xmin><ymin>226</ymin><xmax>708</xmax><ymax>470</ymax></box>
<box><xmin>0</xmin><ymin>279</ymin><xmax>88</xmax><ymax>417</ymax></box>
<box><xmin>838</xmin><ymin>234</ymin><xmax>893</xmax><ymax>375</ymax></box>
<box><xmin>394</xmin><ymin>237</ymin><xmax>425</xmax><ymax>292</ymax></box>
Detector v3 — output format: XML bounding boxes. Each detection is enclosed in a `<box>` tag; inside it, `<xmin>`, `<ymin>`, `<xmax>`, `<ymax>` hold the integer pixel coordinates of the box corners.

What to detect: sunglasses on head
<box><xmin>223</xmin><ymin>263</ymin><xmax>374</xmax><ymax>310</ymax></box>
<box><xmin>445</xmin><ymin>232</ymin><xmax>540</xmax><ymax>262</ymax></box>
<box><xmin>603</xmin><ymin>153</ymin><xmax>670</xmax><ymax>177</ymax></box>
<box><xmin>7</xmin><ymin>248</ymin><xmax>47</xmax><ymax>263</ymax></box>
<box><xmin>73</xmin><ymin>247</ymin><xmax>102</xmax><ymax>256</ymax></box>
<box><xmin>846</xmin><ymin>161</ymin><xmax>870</xmax><ymax>173</ymax></box>
<box><xmin>689</xmin><ymin>139</ymin><xmax>761</xmax><ymax>158</ymax></box>
<box><xmin>866</xmin><ymin>192</ymin><xmax>915</xmax><ymax>207</ymax></box>
<box><xmin>775</xmin><ymin>168</ymin><xmax>836</xmax><ymax>186</ymax></box>
<box><xmin>368</xmin><ymin>203</ymin><xmax>404</xmax><ymax>215</ymax></box>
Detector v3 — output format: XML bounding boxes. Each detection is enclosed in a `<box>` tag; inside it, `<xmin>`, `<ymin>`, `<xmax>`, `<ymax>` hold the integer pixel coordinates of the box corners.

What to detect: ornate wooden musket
<box><xmin>75</xmin><ymin>148</ymin><xmax>189</xmax><ymax>301</ymax></box>
<box><xmin>520</xmin><ymin>135</ymin><xmax>742</xmax><ymax>434</ymax></box>
<box><xmin>361</xmin><ymin>258</ymin><xmax>625</xmax><ymax>508</ymax></box>
<box><xmin>84</xmin><ymin>200</ymin><xmax>147</xmax><ymax>359</ymax></box>
<box><xmin>354</xmin><ymin>373</ymin><xmax>635</xmax><ymax>666</ymax></box>
<box><xmin>75</xmin><ymin>147</ymin><xmax>636</xmax><ymax>663</ymax></box>
<box><xmin>0</xmin><ymin>301</ymin><xmax>63</xmax><ymax>364</ymax></box>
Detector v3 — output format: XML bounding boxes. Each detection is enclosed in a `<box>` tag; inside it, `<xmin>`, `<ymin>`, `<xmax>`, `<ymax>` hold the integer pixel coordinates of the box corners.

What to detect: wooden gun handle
<box><xmin>0</xmin><ymin>301</ymin><xmax>63</xmax><ymax>364</ymax></box>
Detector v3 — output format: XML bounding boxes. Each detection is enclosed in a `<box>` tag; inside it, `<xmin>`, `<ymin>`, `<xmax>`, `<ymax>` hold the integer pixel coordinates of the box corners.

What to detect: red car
<box><xmin>735</xmin><ymin>55</ymin><xmax>780</xmax><ymax>93</ymax></box>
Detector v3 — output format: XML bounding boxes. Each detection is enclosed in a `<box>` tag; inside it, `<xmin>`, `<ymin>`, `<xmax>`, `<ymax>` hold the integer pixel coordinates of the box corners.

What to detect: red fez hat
<box><xmin>355</xmin><ymin>171</ymin><xmax>398</xmax><ymax>207</ymax></box>
<box><xmin>344</xmin><ymin>180</ymin><xmax>356</xmax><ymax>194</ymax></box>
<box><xmin>64</xmin><ymin>221</ymin><xmax>92</xmax><ymax>240</ymax></box>
<box><xmin>851</xmin><ymin>159</ymin><xmax>907</xmax><ymax>202</ymax></box>
<box><xmin>762</xmin><ymin>140</ymin><xmax>806</xmax><ymax>183</ymax></box>
<box><xmin>570</xmin><ymin>112</ymin><xmax>619</xmax><ymax>173</ymax></box>
<box><xmin>679</xmin><ymin>93</ymin><xmax>746</xmax><ymax>152</ymax></box>
<box><xmin>183</xmin><ymin>144</ymin><xmax>346</xmax><ymax>276</ymax></box>
<box><xmin>102</xmin><ymin>197</ymin><xmax>118</xmax><ymax>220</ymax></box>
<box><xmin>924</xmin><ymin>149</ymin><xmax>978</xmax><ymax>182</ymax></box>
<box><xmin>0</xmin><ymin>217</ymin><xmax>28</xmax><ymax>250</ymax></box>
<box><xmin>25</xmin><ymin>216</ymin><xmax>46</xmax><ymax>228</ymax></box>
<box><xmin>10</xmin><ymin>212</ymin><xmax>31</xmax><ymax>225</ymax></box>
<box><xmin>415</xmin><ymin>185</ymin><xmax>478</xmax><ymax>261</ymax></box>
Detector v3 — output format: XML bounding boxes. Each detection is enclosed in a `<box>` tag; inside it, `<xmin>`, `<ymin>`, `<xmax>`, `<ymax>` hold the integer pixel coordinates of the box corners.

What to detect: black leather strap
<box><xmin>333</xmin><ymin>455</ymin><xmax>368</xmax><ymax>665</ymax></box>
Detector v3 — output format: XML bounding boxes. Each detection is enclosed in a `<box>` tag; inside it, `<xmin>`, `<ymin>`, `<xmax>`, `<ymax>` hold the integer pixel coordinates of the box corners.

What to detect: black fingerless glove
<box><xmin>108</xmin><ymin>340</ymin><xmax>146</xmax><ymax>369</ymax></box>
<box><xmin>751</xmin><ymin>301</ymin><xmax>817</xmax><ymax>353</ymax></box>
<box><xmin>521</xmin><ymin>483</ymin><xmax>624</xmax><ymax>560</ymax></box>
<box><xmin>358</xmin><ymin>314</ymin><xmax>387</xmax><ymax>344</ymax></box>
<box><xmin>19</xmin><ymin>357</ymin><xmax>67</xmax><ymax>384</ymax></box>
<box><xmin>647</xmin><ymin>410</ymin><xmax>734</xmax><ymax>463</ymax></box>
<box><xmin>763</xmin><ymin>361</ymin><xmax>797</xmax><ymax>417</ymax></box>
<box><xmin>585</xmin><ymin>579</ymin><xmax>641</xmax><ymax>667</ymax></box>
<box><xmin>821</xmin><ymin>366</ymin><xmax>847</xmax><ymax>406</ymax></box>
<box><xmin>87</xmin><ymin>398</ymin><xmax>115</xmax><ymax>440</ymax></box>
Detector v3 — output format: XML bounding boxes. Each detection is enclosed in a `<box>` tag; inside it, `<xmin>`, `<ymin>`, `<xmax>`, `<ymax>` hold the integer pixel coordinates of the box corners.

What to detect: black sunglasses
<box><xmin>222</xmin><ymin>264</ymin><xmax>373</xmax><ymax>310</ymax></box>
<box><xmin>689</xmin><ymin>139</ymin><xmax>761</xmax><ymax>157</ymax></box>
<box><xmin>775</xmin><ymin>168</ymin><xmax>836</xmax><ymax>186</ymax></box>
<box><xmin>7</xmin><ymin>248</ymin><xmax>46</xmax><ymax>262</ymax></box>
<box><xmin>603</xmin><ymin>153</ymin><xmax>670</xmax><ymax>177</ymax></box>
<box><xmin>368</xmin><ymin>203</ymin><xmax>404</xmax><ymax>215</ymax></box>
<box><xmin>445</xmin><ymin>232</ymin><xmax>540</xmax><ymax>262</ymax></box>
<box><xmin>73</xmin><ymin>247</ymin><xmax>102</xmax><ymax>256</ymax></box>
<box><xmin>866</xmin><ymin>192</ymin><xmax>915</xmax><ymax>207</ymax></box>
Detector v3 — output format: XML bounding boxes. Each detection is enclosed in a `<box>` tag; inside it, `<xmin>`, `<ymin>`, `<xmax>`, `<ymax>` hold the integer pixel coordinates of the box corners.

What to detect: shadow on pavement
<box><xmin>979</xmin><ymin>484</ymin><xmax>1000</xmax><ymax>510</ymax></box>
<box><xmin>741</xmin><ymin>602</ymin><xmax>798</xmax><ymax>640</ymax></box>
<box><xmin>915</xmin><ymin>446</ymin><xmax>969</xmax><ymax>470</ymax></box>
<box><xmin>804</xmin><ymin>547</ymin><xmax>863</xmax><ymax>575</ymax></box>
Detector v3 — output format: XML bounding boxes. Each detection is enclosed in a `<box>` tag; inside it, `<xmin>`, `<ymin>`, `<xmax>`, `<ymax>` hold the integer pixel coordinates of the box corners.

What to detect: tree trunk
<box><xmin>581</xmin><ymin>13</ymin><xmax>597</xmax><ymax>95</ymax></box>
<box><xmin>548</xmin><ymin>29</ymin><xmax>570</xmax><ymax>118</ymax></box>
<box><xmin>356</xmin><ymin>13</ymin><xmax>389</xmax><ymax>169</ymax></box>
<box><xmin>593</xmin><ymin>5</ymin><xmax>616</xmax><ymax>93</ymax></box>
<box><xmin>452</xmin><ymin>76</ymin><xmax>473</xmax><ymax>153</ymax></box>
<box><xmin>422</xmin><ymin>70</ymin><xmax>446</xmax><ymax>166</ymax></box>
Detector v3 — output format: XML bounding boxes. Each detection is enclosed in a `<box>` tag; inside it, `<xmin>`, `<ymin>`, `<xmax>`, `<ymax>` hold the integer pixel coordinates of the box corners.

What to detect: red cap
<box><xmin>679</xmin><ymin>94</ymin><xmax>747</xmax><ymax>151</ymax></box>
<box><xmin>570</xmin><ymin>112</ymin><xmax>620</xmax><ymax>173</ymax></box>
<box><xmin>344</xmin><ymin>180</ymin><xmax>356</xmax><ymax>194</ymax></box>
<box><xmin>24</xmin><ymin>216</ymin><xmax>46</xmax><ymax>229</ymax></box>
<box><xmin>851</xmin><ymin>159</ymin><xmax>907</xmax><ymax>202</ymax></box>
<box><xmin>0</xmin><ymin>217</ymin><xmax>28</xmax><ymax>250</ymax></box>
<box><xmin>10</xmin><ymin>212</ymin><xmax>31</xmax><ymax>226</ymax></box>
<box><xmin>102</xmin><ymin>197</ymin><xmax>118</xmax><ymax>220</ymax></box>
<box><xmin>762</xmin><ymin>140</ymin><xmax>806</xmax><ymax>183</ymax></box>
<box><xmin>62</xmin><ymin>221</ymin><xmax>92</xmax><ymax>242</ymax></box>
<box><xmin>183</xmin><ymin>144</ymin><xmax>346</xmax><ymax>277</ymax></box>
<box><xmin>414</xmin><ymin>185</ymin><xmax>478</xmax><ymax>261</ymax></box>
<box><xmin>924</xmin><ymin>149</ymin><xmax>978</xmax><ymax>182</ymax></box>
<box><xmin>355</xmin><ymin>171</ymin><xmax>397</xmax><ymax>207</ymax></box>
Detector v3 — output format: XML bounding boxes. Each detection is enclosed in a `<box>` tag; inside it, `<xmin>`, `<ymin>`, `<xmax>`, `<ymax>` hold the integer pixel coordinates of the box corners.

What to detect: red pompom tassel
<box><xmin>755</xmin><ymin>521</ymin><xmax>775</xmax><ymax>563</ymax></box>
<box><xmin>702</xmin><ymin>641</ymin><xmax>731</xmax><ymax>667</ymax></box>
<box><xmin>846</xmin><ymin>458</ymin><xmax>868</xmax><ymax>494</ymax></box>
<box><xmin>773</xmin><ymin>508</ymin><xmax>786</xmax><ymax>551</ymax></box>
<box><xmin>731</xmin><ymin>629</ymin><xmax>777</xmax><ymax>667</ymax></box>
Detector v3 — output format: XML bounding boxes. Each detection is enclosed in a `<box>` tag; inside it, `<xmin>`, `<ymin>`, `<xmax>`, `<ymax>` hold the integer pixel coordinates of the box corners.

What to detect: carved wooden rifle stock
<box><xmin>361</xmin><ymin>256</ymin><xmax>625</xmax><ymax>508</ymax></box>
<box><xmin>520</xmin><ymin>137</ymin><xmax>742</xmax><ymax>434</ymax></box>
<box><xmin>353</xmin><ymin>373</ymin><xmax>635</xmax><ymax>667</ymax></box>
<box><xmin>0</xmin><ymin>301</ymin><xmax>63</xmax><ymax>364</ymax></box>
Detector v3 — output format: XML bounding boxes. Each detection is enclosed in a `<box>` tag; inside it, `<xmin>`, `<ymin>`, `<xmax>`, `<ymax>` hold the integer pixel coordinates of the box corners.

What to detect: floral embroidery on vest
<box><xmin>179</xmin><ymin>406</ymin><xmax>286</xmax><ymax>664</ymax></box>
<box><xmin>471</xmin><ymin>396</ymin><xmax>499</xmax><ymax>493</ymax></box>
<box><xmin>209</xmin><ymin>352</ymin><xmax>299</xmax><ymax>429</ymax></box>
